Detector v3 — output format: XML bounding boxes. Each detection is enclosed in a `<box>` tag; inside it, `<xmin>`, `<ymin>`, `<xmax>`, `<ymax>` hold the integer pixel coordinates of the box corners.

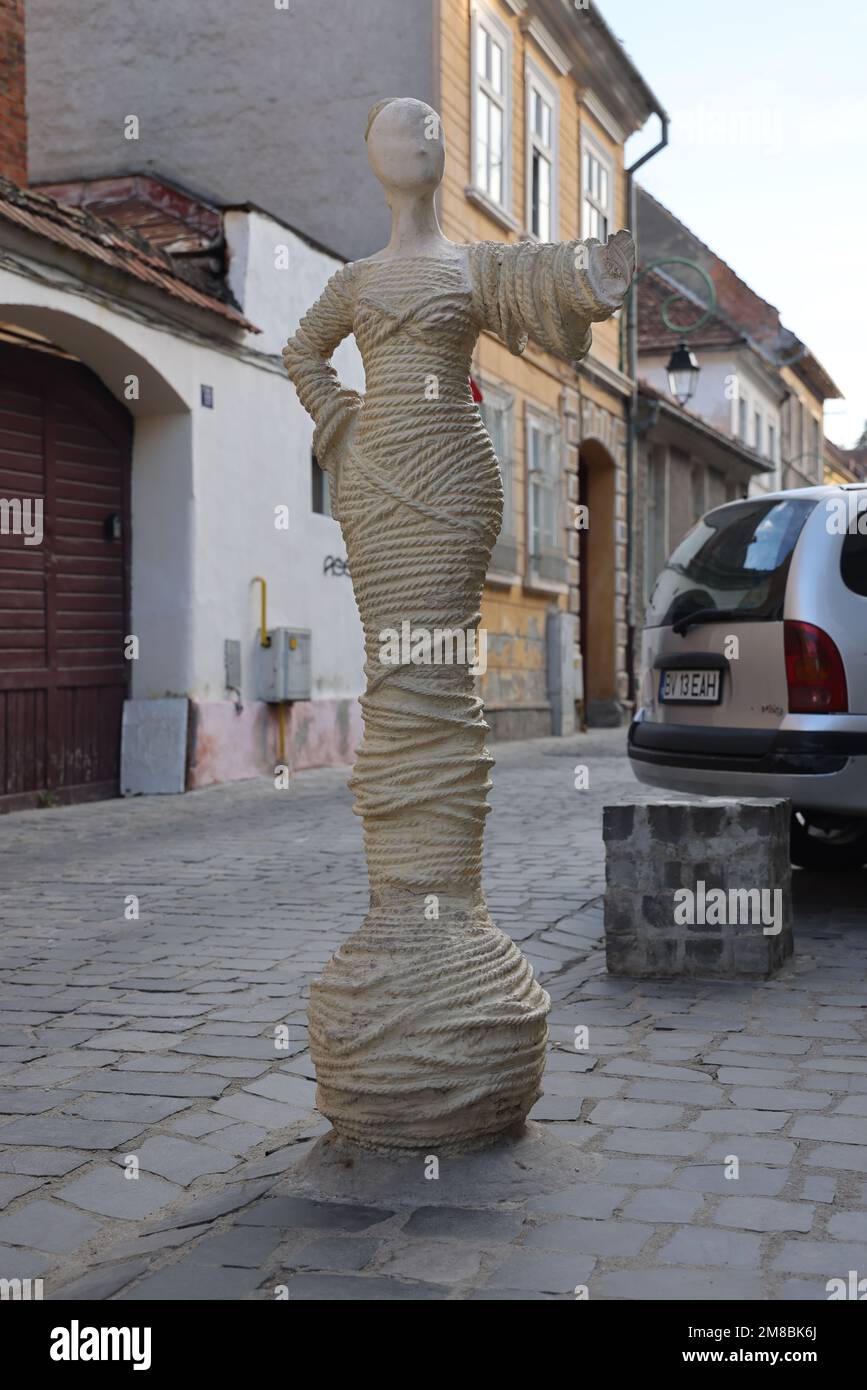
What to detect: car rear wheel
<box><xmin>790</xmin><ymin>809</ymin><xmax>867</xmax><ymax>871</ymax></box>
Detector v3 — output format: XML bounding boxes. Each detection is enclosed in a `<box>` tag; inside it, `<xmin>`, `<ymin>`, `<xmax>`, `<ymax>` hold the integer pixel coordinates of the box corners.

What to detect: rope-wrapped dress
<box><xmin>282</xmin><ymin>231</ymin><xmax>634</xmax><ymax>1150</ymax></box>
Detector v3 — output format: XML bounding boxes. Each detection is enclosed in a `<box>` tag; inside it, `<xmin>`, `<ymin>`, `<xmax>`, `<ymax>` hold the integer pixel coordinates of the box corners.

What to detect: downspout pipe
<box><xmin>624</xmin><ymin>111</ymin><xmax>669</xmax><ymax>708</ymax></box>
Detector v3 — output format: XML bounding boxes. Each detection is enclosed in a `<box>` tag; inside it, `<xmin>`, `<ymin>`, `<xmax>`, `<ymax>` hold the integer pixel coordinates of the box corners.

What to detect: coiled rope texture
<box><xmin>309</xmin><ymin>899</ymin><xmax>549</xmax><ymax>1150</ymax></box>
<box><xmin>283</xmin><ymin>238</ymin><xmax>633</xmax><ymax>1149</ymax></box>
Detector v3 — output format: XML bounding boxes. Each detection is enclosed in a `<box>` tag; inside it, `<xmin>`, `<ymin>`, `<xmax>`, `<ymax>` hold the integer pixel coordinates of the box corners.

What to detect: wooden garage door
<box><xmin>0</xmin><ymin>340</ymin><xmax>132</xmax><ymax>811</ymax></box>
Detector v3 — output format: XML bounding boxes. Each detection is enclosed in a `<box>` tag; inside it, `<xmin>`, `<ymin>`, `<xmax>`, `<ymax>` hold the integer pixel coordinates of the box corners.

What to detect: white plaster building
<box><xmin>632</xmin><ymin>186</ymin><xmax>842</xmax><ymax>640</ymax></box>
<box><xmin>639</xmin><ymin>345</ymin><xmax>782</xmax><ymax>491</ymax></box>
<box><xmin>0</xmin><ymin>177</ymin><xmax>365</xmax><ymax>808</ymax></box>
<box><xmin>636</xmin><ymin>187</ymin><xmax>841</xmax><ymax>506</ymax></box>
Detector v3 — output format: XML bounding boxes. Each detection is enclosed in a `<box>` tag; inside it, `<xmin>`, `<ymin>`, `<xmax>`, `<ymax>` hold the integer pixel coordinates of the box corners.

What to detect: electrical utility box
<box><xmin>255</xmin><ymin>628</ymin><xmax>312</xmax><ymax>702</ymax></box>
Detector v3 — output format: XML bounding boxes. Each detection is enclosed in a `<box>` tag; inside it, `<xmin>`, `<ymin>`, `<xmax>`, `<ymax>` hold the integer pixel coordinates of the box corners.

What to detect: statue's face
<box><xmin>367</xmin><ymin>99</ymin><xmax>446</xmax><ymax>197</ymax></box>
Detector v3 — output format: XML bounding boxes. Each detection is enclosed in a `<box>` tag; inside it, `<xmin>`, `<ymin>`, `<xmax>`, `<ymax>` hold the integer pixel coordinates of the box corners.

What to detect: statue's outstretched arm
<box><xmin>282</xmin><ymin>265</ymin><xmax>362</xmax><ymax>510</ymax></box>
<box><xmin>469</xmin><ymin>228</ymin><xmax>635</xmax><ymax>366</ymax></box>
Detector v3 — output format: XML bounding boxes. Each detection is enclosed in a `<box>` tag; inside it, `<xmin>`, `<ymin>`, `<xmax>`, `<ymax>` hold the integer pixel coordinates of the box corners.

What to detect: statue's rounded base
<box><xmin>308</xmin><ymin>908</ymin><xmax>550</xmax><ymax>1153</ymax></box>
<box><xmin>289</xmin><ymin>1121</ymin><xmax>600</xmax><ymax>1207</ymax></box>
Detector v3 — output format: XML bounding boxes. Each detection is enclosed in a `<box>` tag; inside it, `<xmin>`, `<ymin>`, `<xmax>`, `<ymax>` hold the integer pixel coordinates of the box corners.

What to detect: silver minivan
<box><xmin>629</xmin><ymin>484</ymin><xmax>867</xmax><ymax>869</ymax></box>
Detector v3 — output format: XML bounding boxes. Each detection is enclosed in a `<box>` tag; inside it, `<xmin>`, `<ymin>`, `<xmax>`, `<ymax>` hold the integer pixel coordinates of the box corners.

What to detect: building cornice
<box><xmin>533</xmin><ymin>0</ymin><xmax>667</xmax><ymax>136</ymax></box>
<box><xmin>639</xmin><ymin>383</ymin><xmax>774</xmax><ymax>477</ymax></box>
<box><xmin>580</xmin><ymin>351</ymin><xmax>633</xmax><ymax>399</ymax></box>
<box><xmin>519</xmin><ymin>14</ymin><xmax>571</xmax><ymax>75</ymax></box>
<box><xmin>576</xmin><ymin>88</ymin><xmax>626</xmax><ymax>145</ymax></box>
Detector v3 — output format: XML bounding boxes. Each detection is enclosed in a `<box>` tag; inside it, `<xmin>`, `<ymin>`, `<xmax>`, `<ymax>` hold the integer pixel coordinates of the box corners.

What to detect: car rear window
<box><xmin>841</xmin><ymin>528</ymin><xmax>867</xmax><ymax>597</ymax></box>
<box><xmin>646</xmin><ymin>497</ymin><xmax>818</xmax><ymax>629</ymax></box>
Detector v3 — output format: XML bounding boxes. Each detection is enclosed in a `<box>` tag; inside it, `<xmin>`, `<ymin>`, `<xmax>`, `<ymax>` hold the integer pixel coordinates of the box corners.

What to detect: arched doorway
<box><xmin>0</xmin><ymin>338</ymin><xmax>132</xmax><ymax>809</ymax></box>
<box><xmin>578</xmin><ymin>437</ymin><xmax>619</xmax><ymax>727</ymax></box>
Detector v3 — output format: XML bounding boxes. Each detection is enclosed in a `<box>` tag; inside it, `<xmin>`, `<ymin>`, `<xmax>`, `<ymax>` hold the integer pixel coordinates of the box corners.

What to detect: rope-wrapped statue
<box><xmin>283</xmin><ymin>97</ymin><xmax>635</xmax><ymax>1152</ymax></box>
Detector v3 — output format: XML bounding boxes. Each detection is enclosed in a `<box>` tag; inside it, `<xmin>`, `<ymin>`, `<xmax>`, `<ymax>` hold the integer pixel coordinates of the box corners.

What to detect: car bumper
<box><xmin>628</xmin><ymin>718</ymin><xmax>867</xmax><ymax>815</ymax></box>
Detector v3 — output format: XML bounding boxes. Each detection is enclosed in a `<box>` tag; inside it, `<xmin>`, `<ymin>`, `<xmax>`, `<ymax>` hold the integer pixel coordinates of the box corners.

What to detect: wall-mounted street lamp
<box><xmin>621</xmin><ymin>256</ymin><xmax>717</xmax><ymax>407</ymax></box>
<box><xmin>666</xmin><ymin>340</ymin><xmax>701</xmax><ymax>407</ymax></box>
<box><xmin>623</xmin><ymin>251</ymin><xmax>718</xmax><ymax>708</ymax></box>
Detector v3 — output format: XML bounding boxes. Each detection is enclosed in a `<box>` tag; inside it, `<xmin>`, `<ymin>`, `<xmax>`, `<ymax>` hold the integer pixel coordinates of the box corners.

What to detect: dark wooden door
<box><xmin>0</xmin><ymin>341</ymin><xmax>132</xmax><ymax>811</ymax></box>
<box><xmin>578</xmin><ymin>453</ymin><xmax>589</xmax><ymax>722</ymax></box>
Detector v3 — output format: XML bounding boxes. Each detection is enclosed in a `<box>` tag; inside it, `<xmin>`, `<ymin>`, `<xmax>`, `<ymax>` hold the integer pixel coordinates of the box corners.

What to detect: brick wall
<box><xmin>0</xmin><ymin>0</ymin><xmax>26</xmax><ymax>184</ymax></box>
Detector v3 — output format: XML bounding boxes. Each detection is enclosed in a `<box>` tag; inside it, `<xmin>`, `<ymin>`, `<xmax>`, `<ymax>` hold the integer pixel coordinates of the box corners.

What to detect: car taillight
<box><xmin>784</xmin><ymin>621</ymin><xmax>848</xmax><ymax>713</ymax></box>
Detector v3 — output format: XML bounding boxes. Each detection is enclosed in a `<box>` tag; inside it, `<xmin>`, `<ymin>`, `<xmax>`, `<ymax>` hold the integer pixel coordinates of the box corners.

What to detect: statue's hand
<box><xmin>330</xmin><ymin>400</ymin><xmax>361</xmax><ymax>471</ymax></box>
<box><xmin>312</xmin><ymin>390</ymin><xmax>363</xmax><ymax>521</ymax></box>
<box><xmin>585</xmin><ymin>229</ymin><xmax>636</xmax><ymax>313</ymax></box>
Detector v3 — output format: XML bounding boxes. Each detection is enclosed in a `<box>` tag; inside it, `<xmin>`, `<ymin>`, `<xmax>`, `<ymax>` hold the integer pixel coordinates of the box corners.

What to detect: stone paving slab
<box><xmin>0</xmin><ymin>731</ymin><xmax>865</xmax><ymax>1301</ymax></box>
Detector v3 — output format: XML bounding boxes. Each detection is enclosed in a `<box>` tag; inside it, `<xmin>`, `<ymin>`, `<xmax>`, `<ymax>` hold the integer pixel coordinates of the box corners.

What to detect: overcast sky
<box><xmin>601</xmin><ymin>0</ymin><xmax>866</xmax><ymax>448</ymax></box>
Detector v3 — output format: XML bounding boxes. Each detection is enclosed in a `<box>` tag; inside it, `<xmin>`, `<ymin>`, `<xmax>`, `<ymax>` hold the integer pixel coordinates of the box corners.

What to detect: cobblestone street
<box><xmin>1</xmin><ymin>731</ymin><xmax>866</xmax><ymax>1301</ymax></box>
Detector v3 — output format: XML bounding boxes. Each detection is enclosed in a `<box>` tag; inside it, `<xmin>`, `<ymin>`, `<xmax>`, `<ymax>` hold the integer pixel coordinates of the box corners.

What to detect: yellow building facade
<box><xmin>779</xmin><ymin>357</ymin><xmax>840</xmax><ymax>491</ymax></box>
<box><xmin>434</xmin><ymin>0</ymin><xmax>662</xmax><ymax>730</ymax></box>
<box><xmin>824</xmin><ymin>436</ymin><xmax>864</xmax><ymax>486</ymax></box>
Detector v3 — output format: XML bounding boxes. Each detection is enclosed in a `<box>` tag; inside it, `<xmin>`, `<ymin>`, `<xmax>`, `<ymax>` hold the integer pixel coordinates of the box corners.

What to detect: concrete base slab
<box><xmin>288</xmin><ymin>1122</ymin><xmax>601</xmax><ymax>1208</ymax></box>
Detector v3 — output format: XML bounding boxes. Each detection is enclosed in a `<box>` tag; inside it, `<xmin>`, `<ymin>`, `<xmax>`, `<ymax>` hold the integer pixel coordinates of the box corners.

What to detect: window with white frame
<box><xmin>754</xmin><ymin>409</ymin><xmax>762</xmax><ymax>454</ymax></box>
<box><xmin>690</xmin><ymin>464</ymin><xmax>706</xmax><ymax>522</ymax></box>
<box><xmin>311</xmin><ymin>451</ymin><xmax>331</xmax><ymax>517</ymax></box>
<box><xmin>767</xmin><ymin>422</ymin><xmax>776</xmax><ymax>463</ymax></box>
<box><xmin>472</xmin><ymin>5</ymin><xmax>510</xmax><ymax>209</ymax></box>
<box><xmin>479</xmin><ymin>382</ymin><xmax>514</xmax><ymax>539</ymax></box>
<box><xmin>526</xmin><ymin>65</ymin><xmax>557</xmax><ymax>241</ymax></box>
<box><xmin>526</xmin><ymin>411</ymin><xmax>561</xmax><ymax>566</ymax></box>
<box><xmin>581</xmin><ymin>140</ymin><xmax>612</xmax><ymax>242</ymax></box>
<box><xmin>645</xmin><ymin>446</ymin><xmax>669</xmax><ymax>605</ymax></box>
<box><xmin>738</xmin><ymin>395</ymin><xmax>748</xmax><ymax>441</ymax></box>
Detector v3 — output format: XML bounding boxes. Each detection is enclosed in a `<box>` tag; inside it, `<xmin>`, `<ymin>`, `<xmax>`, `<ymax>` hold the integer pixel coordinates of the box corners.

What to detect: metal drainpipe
<box><xmin>624</xmin><ymin>113</ymin><xmax>669</xmax><ymax>709</ymax></box>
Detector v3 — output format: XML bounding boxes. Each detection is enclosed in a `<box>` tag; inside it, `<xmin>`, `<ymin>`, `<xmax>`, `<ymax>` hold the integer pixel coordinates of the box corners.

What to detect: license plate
<box><xmin>659</xmin><ymin>669</ymin><xmax>722</xmax><ymax>704</ymax></box>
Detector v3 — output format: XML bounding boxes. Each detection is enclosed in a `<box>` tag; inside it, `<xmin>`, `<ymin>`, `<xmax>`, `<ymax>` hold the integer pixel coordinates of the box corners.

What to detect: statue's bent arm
<box><xmin>282</xmin><ymin>265</ymin><xmax>362</xmax><ymax>507</ymax></box>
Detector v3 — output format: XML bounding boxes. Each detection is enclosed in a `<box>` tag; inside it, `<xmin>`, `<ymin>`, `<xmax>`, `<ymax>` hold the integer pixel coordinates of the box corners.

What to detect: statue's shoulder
<box><xmin>325</xmin><ymin>259</ymin><xmax>362</xmax><ymax>300</ymax></box>
<box><xmin>469</xmin><ymin>240</ymin><xmax>534</xmax><ymax>281</ymax></box>
<box><xmin>470</xmin><ymin>239</ymin><xmax>508</xmax><ymax>263</ymax></box>
<box><xmin>468</xmin><ymin>241</ymin><xmax>516</xmax><ymax>299</ymax></box>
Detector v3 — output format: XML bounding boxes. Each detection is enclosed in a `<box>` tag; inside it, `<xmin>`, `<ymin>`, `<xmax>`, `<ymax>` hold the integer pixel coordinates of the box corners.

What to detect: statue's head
<box><xmin>365</xmin><ymin>97</ymin><xmax>446</xmax><ymax>198</ymax></box>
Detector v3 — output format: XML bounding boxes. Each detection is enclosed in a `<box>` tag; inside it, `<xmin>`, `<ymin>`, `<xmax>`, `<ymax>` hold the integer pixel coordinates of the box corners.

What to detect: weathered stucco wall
<box><xmin>1</xmin><ymin>205</ymin><xmax>366</xmax><ymax>784</ymax></box>
<box><xmin>191</xmin><ymin>210</ymin><xmax>366</xmax><ymax>712</ymax></box>
<box><xmin>24</xmin><ymin>0</ymin><xmax>434</xmax><ymax>262</ymax></box>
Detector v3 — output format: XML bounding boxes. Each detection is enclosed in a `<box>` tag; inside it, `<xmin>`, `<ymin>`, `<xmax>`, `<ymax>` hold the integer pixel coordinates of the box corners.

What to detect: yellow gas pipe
<box><xmin>251</xmin><ymin>576</ymin><xmax>287</xmax><ymax>767</ymax></box>
<box><xmin>276</xmin><ymin>701</ymin><xmax>287</xmax><ymax>768</ymax></box>
<box><xmin>252</xmin><ymin>576</ymin><xmax>269</xmax><ymax>648</ymax></box>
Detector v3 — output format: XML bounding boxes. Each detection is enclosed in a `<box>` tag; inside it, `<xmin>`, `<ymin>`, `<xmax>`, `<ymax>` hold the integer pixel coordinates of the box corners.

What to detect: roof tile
<box><xmin>0</xmin><ymin>176</ymin><xmax>257</xmax><ymax>333</ymax></box>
